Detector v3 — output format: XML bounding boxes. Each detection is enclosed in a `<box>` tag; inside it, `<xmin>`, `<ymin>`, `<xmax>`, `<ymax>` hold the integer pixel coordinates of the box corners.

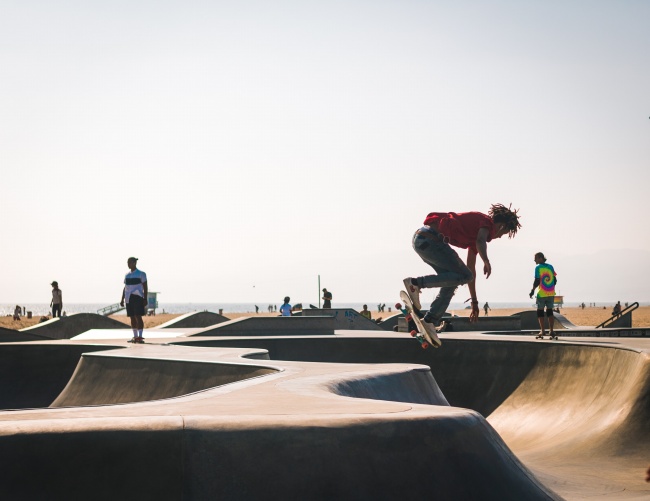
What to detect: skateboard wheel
<box><xmin>395</xmin><ymin>303</ymin><xmax>402</xmax><ymax>310</ymax></box>
<box><xmin>410</xmin><ymin>330</ymin><xmax>417</xmax><ymax>337</ymax></box>
<box><xmin>405</xmin><ymin>314</ymin><xmax>412</xmax><ymax>322</ymax></box>
<box><xmin>421</xmin><ymin>342</ymin><xmax>429</xmax><ymax>349</ymax></box>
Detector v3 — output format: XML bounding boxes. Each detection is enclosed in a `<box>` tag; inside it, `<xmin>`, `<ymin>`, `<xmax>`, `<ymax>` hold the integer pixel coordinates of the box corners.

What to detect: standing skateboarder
<box><xmin>120</xmin><ymin>257</ymin><xmax>148</xmax><ymax>343</ymax></box>
<box><xmin>403</xmin><ymin>204</ymin><xmax>522</xmax><ymax>332</ymax></box>
<box><xmin>529</xmin><ymin>252</ymin><xmax>557</xmax><ymax>339</ymax></box>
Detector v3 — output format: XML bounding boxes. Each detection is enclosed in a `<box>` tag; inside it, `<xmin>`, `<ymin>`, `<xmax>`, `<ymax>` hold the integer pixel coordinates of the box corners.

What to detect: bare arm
<box><xmin>143</xmin><ymin>281</ymin><xmax>148</xmax><ymax>302</ymax></box>
<box><xmin>120</xmin><ymin>287</ymin><xmax>125</xmax><ymax>306</ymax></box>
<box><xmin>466</xmin><ymin>249</ymin><xmax>480</xmax><ymax>322</ymax></box>
<box><xmin>475</xmin><ymin>227</ymin><xmax>491</xmax><ymax>278</ymax></box>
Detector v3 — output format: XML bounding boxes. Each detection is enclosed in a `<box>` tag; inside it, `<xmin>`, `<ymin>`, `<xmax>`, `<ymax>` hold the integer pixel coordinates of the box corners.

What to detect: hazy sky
<box><xmin>2</xmin><ymin>0</ymin><xmax>649</xmax><ymax>306</ymax></box>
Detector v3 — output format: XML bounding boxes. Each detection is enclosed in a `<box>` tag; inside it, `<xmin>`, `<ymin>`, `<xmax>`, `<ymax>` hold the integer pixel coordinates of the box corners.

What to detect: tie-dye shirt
<box><xmin>534</xmin><ymin>263</ymin><xmax>557</xmax><ymax>297</ymax></box>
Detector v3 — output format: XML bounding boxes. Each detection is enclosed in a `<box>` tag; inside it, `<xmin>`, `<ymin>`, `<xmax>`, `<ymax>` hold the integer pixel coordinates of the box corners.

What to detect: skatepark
<box><xmin>1</xmin><ymin>311</ymin><xmax>649</xmax><ymax>500</ymax></box>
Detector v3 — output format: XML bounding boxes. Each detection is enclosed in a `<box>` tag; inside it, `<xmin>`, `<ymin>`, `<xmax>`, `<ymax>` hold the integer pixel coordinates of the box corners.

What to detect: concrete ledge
<box><xmin>302</xmin><ymin>308</ymin><xmax>383</xmax><ymax>330</ymax></box>
<box><xmin>195</xmin><ymin>316</ymin><xmax>338</xmax><ymax>336</ymax></box>
<box><xmin>398</xmin><ymin>315</ymin><xmax>521</xmax><ymax>332</ymax></box>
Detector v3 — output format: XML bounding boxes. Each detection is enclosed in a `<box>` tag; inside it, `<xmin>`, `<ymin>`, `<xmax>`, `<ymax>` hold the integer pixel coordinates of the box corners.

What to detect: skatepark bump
<box><xmin>51</xmin><ymin>349</ymin><xmax>278</xmax><ymax>406</ymax></box>
<box><xmin>156</xmin><ymin>310</ymin><xmax>230</xmax><ymax>328</ymax></box>
<box><xmin>19</xmin><ymin>313</ymin><xmax>128</xmax><ymax>339</ymax></box>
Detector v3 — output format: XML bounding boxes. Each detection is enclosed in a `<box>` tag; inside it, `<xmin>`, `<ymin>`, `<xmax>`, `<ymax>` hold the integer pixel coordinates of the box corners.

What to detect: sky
<box><xmin>1</xmin><ymin>0</ymin><xmax>649</xmax><ymax>306</ymax></box>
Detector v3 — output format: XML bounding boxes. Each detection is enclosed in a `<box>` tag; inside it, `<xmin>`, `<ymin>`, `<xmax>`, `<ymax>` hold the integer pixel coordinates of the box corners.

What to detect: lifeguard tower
<box><xmin>147</xmin><ymin>292</ymin><xmax>159</xmax><ymax>316</ymax></box>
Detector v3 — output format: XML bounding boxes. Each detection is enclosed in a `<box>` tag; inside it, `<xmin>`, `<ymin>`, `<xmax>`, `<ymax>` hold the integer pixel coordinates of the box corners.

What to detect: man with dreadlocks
<box><xmin>403</xmin><ymin>204</ymin><xmax>521</xmax><ymax>333</ymax></box>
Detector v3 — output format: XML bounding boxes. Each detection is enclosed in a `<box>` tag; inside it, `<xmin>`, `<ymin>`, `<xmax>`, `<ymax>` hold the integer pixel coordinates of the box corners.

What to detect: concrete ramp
<box><xmin>19</xmin><ymin>313</ymin><xmax>128</xmax><ymax>339</ymax></box>
<box><xmin>302</xmin><ymin>308</ymin><xmax>383</xmax><ymax>330</ymax></box>
<box><xmin>52</xmin><ymin>349</ymin><xmax>277</xmax><ymax>406</ymax></box>
<box><xmin>376</xmin><ymin>312</ymin><xmax>401</xmax><ymax>331</ymax></box>
<box><xmin>0</xmin><ymin>326</ymin><xmax>50</xmax><ymax>342</ymax></box>
<box><xmin>0</xmin><ymin>343</ymin><xmax>118</xmax><ymax>409</ymax></box>
<box><xmin>195</xmin><ymin>316</ymin><xmax>338</xmax><ymax>336</ymax></box>
<box><xmin>157</xmin><ymin>311</ymin><xmax>230</xmax><ymax>328</ymax></box>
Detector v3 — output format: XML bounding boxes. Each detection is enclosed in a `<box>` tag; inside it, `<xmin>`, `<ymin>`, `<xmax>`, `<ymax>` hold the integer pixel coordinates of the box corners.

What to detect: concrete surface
<box><xmin>195</xmin><ymin>315</ymin><xmax>340</xmax><ymax>336</ymax></box>
<box><xmin>156</xmin><ymin>311</ymin><xmax>230</xmax><ymax>328</ymax></box>
<box><xmin>302</xmin><ymin>308</ymin><xmax>383</xmax><ymax>330</ymax></box>
<box><xmin>19</xmin><ymin>313</ymin><xmax>128</xmax><ymax>339</ymax></box>
<box><xmin>0</xmin><ymin>320</ymin><xmax>648</xmax><ymax>500</ymax></box>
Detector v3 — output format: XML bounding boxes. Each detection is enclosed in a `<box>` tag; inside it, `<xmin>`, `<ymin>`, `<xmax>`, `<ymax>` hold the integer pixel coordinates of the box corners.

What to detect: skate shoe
<box><xmin>423</xmin><ymin>313</ymin><xmax>447</xmax><ymax>334</ymax></box>
<box><xmin>419</xmin><ymin>318</ymin><xmax>442</xmax><ymax>347</ymax></box>
<box><xmin>402</xmin><ymin>278</ymin><xmax>422</xmax><ymax>311</ymax></box>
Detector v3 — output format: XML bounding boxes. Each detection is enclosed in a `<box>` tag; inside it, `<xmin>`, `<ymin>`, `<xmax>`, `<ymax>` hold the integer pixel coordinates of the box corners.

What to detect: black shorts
<box><xmin>126</xmin><ymin>295</ymin><xmax>146</xmax><ymax>317</ymax></box>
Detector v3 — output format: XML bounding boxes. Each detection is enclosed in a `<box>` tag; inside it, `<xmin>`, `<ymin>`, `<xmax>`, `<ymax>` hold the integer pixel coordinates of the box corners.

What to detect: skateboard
<box><xmin>128</xmin><ymin>337</ymin><xmax>145</xmax><ymax>344</ymax></box>
<box><xmin>396</xmin><ymin>290</ymin><xmax>442</xmax><ymax>349</ymax></box>
<box><xmin>535</xmin><ymin>333</ymin><xmax>558</xmax><ymax>340</ymax></box>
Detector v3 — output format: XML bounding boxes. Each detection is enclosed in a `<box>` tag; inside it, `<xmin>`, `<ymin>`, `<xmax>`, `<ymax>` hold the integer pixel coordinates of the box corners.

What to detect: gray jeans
<box><xmin>412</xmin><ymin>227</ymin><xmax>474</xmax><ymax>322</ymax></box>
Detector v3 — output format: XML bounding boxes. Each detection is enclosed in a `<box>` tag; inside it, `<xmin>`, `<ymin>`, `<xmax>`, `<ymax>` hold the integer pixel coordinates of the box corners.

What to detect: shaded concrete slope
<box><xmin>486</xmin><ymin>343</ymin><xmax>650</xmax><ymax>499</ymax></box>
<box><xmin>19</xmin><ymin>313</ymin><xmax>128</xmax><ymax>339</ymax></box>
<box><xmin>51</xmin><ymin>350</ymin><xmax>277</xmax><ymax>406</ymax></box>
<box><xmin>196</xmin><ymin>316</ymin><xmax>338</xmax><ymax>336</ymax></box>
<box><xmin>302</xmin><ymin>308</ymin><xmax>383</xmax><ymax>330</ymax></box>
<box><xmin>0</xmin><ymin>341</ymin><xmax>556</xmax><ymax>501</ymax></box>
<box><xmin>0</xmin><ymin>343</ymin><xmax>119</xmax><ymax>409</ymax></box>
<box><xmin>156</xmin><ymin>311</ymin><xmax>230</xmax><ymax>328</ymax></box>
<box><xmin>0</xmin><ymin>326</ymin><xmax>50</xmax><ymax>342</ymax></box>
<box><xmin>377</xmin><ymin>312</ymin><xmax>401</xmax><ymax>331</ymax></box>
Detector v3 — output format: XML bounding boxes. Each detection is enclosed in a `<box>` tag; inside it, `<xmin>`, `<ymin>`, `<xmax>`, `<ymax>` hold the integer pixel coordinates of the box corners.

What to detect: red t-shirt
<box><xmin>423</xmin><ymin>212</ymin><xmax>495</xmax><ymax>252</ymax></box>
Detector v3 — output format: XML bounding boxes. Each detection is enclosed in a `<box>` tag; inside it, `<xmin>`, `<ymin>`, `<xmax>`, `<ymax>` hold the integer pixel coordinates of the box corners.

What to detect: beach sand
<box><xmin>2</xmin><ymin>306</ymin><xmax>650</xmax><ymax>330</ymax></box>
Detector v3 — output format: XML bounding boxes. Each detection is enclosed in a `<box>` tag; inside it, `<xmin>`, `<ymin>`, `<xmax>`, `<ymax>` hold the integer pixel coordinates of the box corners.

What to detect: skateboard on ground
<box><xmin>396</xmin><ymin>290</ymin><xmax>442</xmax><ymax>349</ymax></box>
<box><xmin>128</xmin><ymin>337</ymin><xmax>145</xmax><ymax>344</ymax></box>
<box><xmin>535</xmin><ymin>333</ymin><xmax>558</xmax><ymax>340</ymax></box>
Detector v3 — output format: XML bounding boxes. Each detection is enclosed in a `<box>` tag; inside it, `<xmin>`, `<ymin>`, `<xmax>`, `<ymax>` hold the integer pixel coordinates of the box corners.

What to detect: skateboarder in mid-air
<box><xmin>403</xmin><ymin>204</ymin><xmax>522</xmax><ymax>333</ymax></box>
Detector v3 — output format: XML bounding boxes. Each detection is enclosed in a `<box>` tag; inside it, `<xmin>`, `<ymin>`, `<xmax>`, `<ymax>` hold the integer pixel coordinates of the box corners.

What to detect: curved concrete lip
<box><xmin>0</xmin><ymin>329</ymin><xmax>648</xmax><ymax>500</ymax></box>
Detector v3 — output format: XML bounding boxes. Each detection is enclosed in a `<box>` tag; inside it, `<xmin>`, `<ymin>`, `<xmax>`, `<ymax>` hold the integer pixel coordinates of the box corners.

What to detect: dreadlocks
<box><xmin>489</xmin><ymin>203</ymin><xmax>521</xmax><ymax>238</ymax></box>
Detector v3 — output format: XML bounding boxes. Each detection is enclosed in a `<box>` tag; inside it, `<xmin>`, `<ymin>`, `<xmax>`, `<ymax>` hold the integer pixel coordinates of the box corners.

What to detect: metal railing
<box><xmin>97</xmin><ymin>303</ymin><xmax>125</xmax><ymax>316</ymax></box>
<box><xmin>596</xmin><ymin>302</ymin><xmax>639</xmax><ymax>328</ymax></box>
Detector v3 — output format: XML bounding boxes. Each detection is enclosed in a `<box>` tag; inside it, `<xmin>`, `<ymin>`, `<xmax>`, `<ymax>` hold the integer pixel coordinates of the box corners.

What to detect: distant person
<box><xmin>612</xmin><ymin>301</ymin><xmax>622</xmax><ymax>318</ymax></box>
<box><xmin>50</xmin><ymin>281</ymin><xmax>63</xmax><ymax>318</ymax></box>
<box><xmin>529</xmin><ymin>252</ymin><xmax>557</xmax><ymax>339</ymax></box>
<box><xmin>483</xmin><ymin>302</ymin><xmax>491</xmax><ymax>316</ymax></box>
<box><xmin>13</xmin><ymin>305</ymin><xmax>21</xmax><ymax>321</ymax></box>
<box><xmin>62</xmin><ymin>311</ymin><xmax>67</xmax><ymax>317</ymax></box>
<box><xmin>279</xmin><ymin>297</ymin><xmax>292</xmax><ymax>317</ymax></box>
<box><xmin>403</xmin><ymin>204</ymin><xmax>522</xmax><ymax>335</ymax></box>
<box><xmin>360</xmin><ymin>305</ymin><xmax>372</xmax><ymax>320</ymax></box>
<box><xmin>120</xmin><ymin>257</ymin><xmax>148</xmax><ymax>344</ymax></box>
<box><xmin>322</xmin><ymin>288</ymin><xmax>332</xmax><ymax>309</ymax></box>
<box><xmin>255</xmin><ymin>305</ymin><xmax>259</xmax><ymax>314</ymax></box>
